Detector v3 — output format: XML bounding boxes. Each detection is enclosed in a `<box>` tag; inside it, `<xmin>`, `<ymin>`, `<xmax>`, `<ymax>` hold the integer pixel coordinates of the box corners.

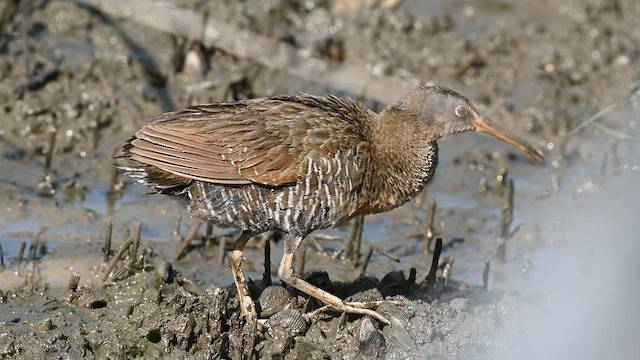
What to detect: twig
<box><xmin>359</xmin><ymin>246</ymin><xmax>400</xmax><ymax>276</ymax></box>
<box><xmin>373</xmin><ymin>246</ymin><xmax>400</xmax><ymax>262</ymax></box>
<box><xmin>263</xmin><ymin>239</ymin><xmax>271</xmax><ymax>287</ymax></box>
<box><xmin>68</xmin><ymin>271</ymin><xmax>81</xmax><ymax>291</ymax></box>
<box><xmin>426</xmin><ymin>238</ymin><xmax>442</xmax><ymax>283</ymax></box>
<box><xmin>106</xmin><ymin>152</ymin><xmax>123</xmax><ymax>216</ymax></box>
<box><xmin>108</xmin><ymin>151</ymin><xmax>123</xmax><ymax>192</ymax></box>
<box><xmin>38</xmin><ymin>238</ymin><xmax>47</xmax><ymax>257</ymax></box>
<box><xmin>495</xmin><ymin>168</ymin><xmax>508</xmax><ymax>197</ymax></box>
<box><xmin>568</xmin><ymin>102</ymin><xmax>629</xmax><ymax>138</ymax></box>
<box><xmin>17</xmin><ymin>241</ymin><xmax>26</xmax><ymax>269</ymax></box>
<box><xmin>173</xmin><ymin>213</ymin><xmax>182</xmax><ymax>237</ymax></box>
<box><xmin>217</xmin><ymin>236</ymin><xmax>227</xmax><ymax>265</ymax></box>
<box><xmin>102</xmin><ymin>236</ymin><xmax>134</xmax><ymax>282</ymax></box>
<box><xmin>360</xmin><ymin>248</ymin><xmax>374</xmax><ymax>276</ymax></box>
<box><xmin>308</xmin><ymin>237</ymin><xmax>328</xmax><ymax>255</ymax></box>
<box><xmin>567</xmin><ymin>87</ymin><xmax>639</xmax><ymax>139</ymax></box>
<box><xmin>103</xmin><ymin>220</ymin><xmax>112</xmax><ymax>264</ymax></box>
<box><xmin>310</xmin><ymin>233</ymin><xmax>343</xmax><ymax>242</ymax></box>
<box><xmin>482</xmin><ymin>261</ymin><xmax>490</xmax><ymax>291</ymax></box>
<box><xmin>500</xmin><ymin>179</ymin><xmax>514</xmax><ymax>237</ymax></box>
<box><xmin>589</xmin><ymin>122</ymin><xmax>632</xmax><ymax>139</ymax></box>
<box><xmin>497</xmin><ymin>179</ymin><xmax>514</xmax><ymax>262</ymax></box>
<box><xmin>129</xmin><ymin>221</ymin><xmax>141</xmax><ymax>266</ymax></box>
<box><xmin>408</xmin><ymin>268</ymin><xmax>417</xmax><ymax>284</ymax></box>
<box><xmin>28</xmin><ymin>233</ymin><xmax>39</xmax><ymax>261</ymax></box>
<box><xmin>13</xmin><ymin>68</ymin><xmax>60</xmax><ymax>96</ymax></box>
<box><xmin>43</xmin><ymin>126</ymin><xmax>56</xmax><ymax>179</ymax></box>
<box><xmin>423</xmin><ymin>199</ymin><xmax>436</xmax><ymax>255</ymax></box>
<box><xmin>174</xmin><ymin>221</ymin><xmax>202</xmax><ymax>261</ymax></box>
<box><xmin>439</xmin><ymin>256</ymin><xmax>454</xmax><ymax>283</ymax></box>
<box><xmin>0</xmin><ymin>242</ymin><xmax>4</xmax><ymax>271</ymax></box>
<box><xmin>36</xmin><ymin>126</ymin><xmax>57</xmax><ymax>197</ymax></box>
<box><xmin>205</xmin><ymin>222</ymin><xmax>214</xmax><ymax>247</ymax></box>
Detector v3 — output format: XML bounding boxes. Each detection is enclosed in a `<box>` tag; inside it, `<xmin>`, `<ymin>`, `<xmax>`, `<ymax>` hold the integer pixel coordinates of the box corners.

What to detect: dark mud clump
<box><xmin>0</xmin><ymin>237</ymin><xmax>519</xmax><ymax>359</ymax></box>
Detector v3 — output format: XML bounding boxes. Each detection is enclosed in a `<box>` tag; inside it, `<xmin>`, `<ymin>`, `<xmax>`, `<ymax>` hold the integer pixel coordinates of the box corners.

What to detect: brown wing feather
<box><xmin>121</xmin><ymin>94</ymin><xmax>375</xmax><ymax>187</ymax></box>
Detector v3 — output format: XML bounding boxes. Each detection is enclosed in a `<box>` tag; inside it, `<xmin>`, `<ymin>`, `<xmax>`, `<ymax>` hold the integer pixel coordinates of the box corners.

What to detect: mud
<box><xmin>1</xmin><ymin>0</ymin><xmax>639</xmax><ymax>359</ymax></box>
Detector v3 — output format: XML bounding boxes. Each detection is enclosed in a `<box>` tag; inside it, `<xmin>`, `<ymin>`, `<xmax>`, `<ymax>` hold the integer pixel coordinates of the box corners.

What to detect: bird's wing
<box><xmin>121</xmin><ymin>95</ymin><xmax>373</xmax><ymax>187</ymax></box>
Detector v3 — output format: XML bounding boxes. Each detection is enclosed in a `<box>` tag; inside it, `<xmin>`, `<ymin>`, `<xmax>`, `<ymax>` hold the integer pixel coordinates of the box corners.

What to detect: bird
<box><xmin>119</xmin><ymin>86</ymin><xmax>543</xmax><ymax>324</ymax></box>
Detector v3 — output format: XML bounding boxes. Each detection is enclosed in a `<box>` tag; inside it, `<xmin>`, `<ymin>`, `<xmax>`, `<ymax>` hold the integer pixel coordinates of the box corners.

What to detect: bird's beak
<box><xmin>473</xmin><ymin>117</ymin><xmax>544</xmax><ymax>164</ymax></box>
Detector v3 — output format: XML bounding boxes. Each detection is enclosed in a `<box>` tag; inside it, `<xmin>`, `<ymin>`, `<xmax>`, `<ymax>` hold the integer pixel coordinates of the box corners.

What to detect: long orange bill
<box><xmin>473</xmin><ymin>117</ymin><xmax>545</xmax><ymax>164</ymax></box>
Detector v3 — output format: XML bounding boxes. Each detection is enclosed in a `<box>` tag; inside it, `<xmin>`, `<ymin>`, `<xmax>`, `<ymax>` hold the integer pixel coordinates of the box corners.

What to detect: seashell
<box><xmin>259</xmin><ymin>285</ymin><xmax>292</xmax><ymax>317</ymax></box>
<box><xmin>266</xmin><ymin>309</ymin><xmax>309</xmax><ymax>338</ymax></box>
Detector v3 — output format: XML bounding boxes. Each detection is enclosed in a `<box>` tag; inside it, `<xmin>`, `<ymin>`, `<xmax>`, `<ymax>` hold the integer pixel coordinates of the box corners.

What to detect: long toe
<box><xmin>308</xmin><ymin>303</ymin><xmax>391</xmax><ymax>325</ymax></box>
<box><xmin>338</xmin><ymin>304</ymin><xmax>390</xmax><ymax>325</ymax></box>
<box><xmin>344</xmin><ymin>299</ymin><xmax>407</xmax><ymax>309</ymax></box>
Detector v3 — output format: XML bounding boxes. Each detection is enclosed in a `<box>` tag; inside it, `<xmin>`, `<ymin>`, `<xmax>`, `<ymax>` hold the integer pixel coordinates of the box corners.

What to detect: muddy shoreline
<box><xmin>1</xmin><ymin>0</ymin><xmax>639</xmax><ymax>359</ymax></box>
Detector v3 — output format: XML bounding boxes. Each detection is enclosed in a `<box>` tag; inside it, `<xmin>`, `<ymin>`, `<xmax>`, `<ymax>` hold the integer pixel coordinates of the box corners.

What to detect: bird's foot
<box><xmin>345</xmin><ymin>299</ymin><xmax>407</xmax><ymax>309</ymax></box>
<box><xmin>308</xmin><ymin>299</ymin><xmax>406</xmax><ymax>325</ymax></box>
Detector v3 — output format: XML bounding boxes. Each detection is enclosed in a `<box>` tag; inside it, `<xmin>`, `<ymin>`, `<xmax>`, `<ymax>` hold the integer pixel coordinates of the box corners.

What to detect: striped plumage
<box><xmin>120</xmin><ymin>86</ymin><xmax>543</xmax><ymax>324</ymax></box>
<box><xmin>122</xmin><ymin>95</ymin><xmax>374</xmax><ymax>236</ymax></box>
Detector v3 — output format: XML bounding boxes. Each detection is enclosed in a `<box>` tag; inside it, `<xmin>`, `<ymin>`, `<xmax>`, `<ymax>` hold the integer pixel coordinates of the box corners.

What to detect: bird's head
<box><xmin>383</xmin><ymin>86</ymin><xmax>544</xmax><ymax>163</ymax></box>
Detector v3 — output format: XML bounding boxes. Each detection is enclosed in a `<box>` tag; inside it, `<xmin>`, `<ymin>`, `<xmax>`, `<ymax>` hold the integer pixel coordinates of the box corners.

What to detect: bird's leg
<box><xmin>278</xmin><ymin>234</ymin><xmax>391</xmax><ymax>325</ymax></box>
<box><xmin>227</xmin><ymin>231</ymin><xmax>257</xmax><ymax>323</ymax></box>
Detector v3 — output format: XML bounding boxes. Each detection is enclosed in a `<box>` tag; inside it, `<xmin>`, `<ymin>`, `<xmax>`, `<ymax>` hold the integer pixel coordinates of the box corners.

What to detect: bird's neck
<box><xmin>356</xmin><ymin>109</ymin><xmax>439</xmax><ymax>215</ymax></box>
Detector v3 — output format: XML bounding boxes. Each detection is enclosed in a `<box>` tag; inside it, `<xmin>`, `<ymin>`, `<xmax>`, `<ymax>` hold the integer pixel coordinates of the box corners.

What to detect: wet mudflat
<box><xmin>1</xmin><ymin>0</ymin><xmax>639</xmax><ymax>359</ymax></box>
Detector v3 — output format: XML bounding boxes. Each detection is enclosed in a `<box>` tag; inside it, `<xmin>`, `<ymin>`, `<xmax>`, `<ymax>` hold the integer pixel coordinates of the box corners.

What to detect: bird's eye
<box><xmin>455</xmin><ymin>105</ymin><xmax>467</xmax><ymax>117</ymax></box>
